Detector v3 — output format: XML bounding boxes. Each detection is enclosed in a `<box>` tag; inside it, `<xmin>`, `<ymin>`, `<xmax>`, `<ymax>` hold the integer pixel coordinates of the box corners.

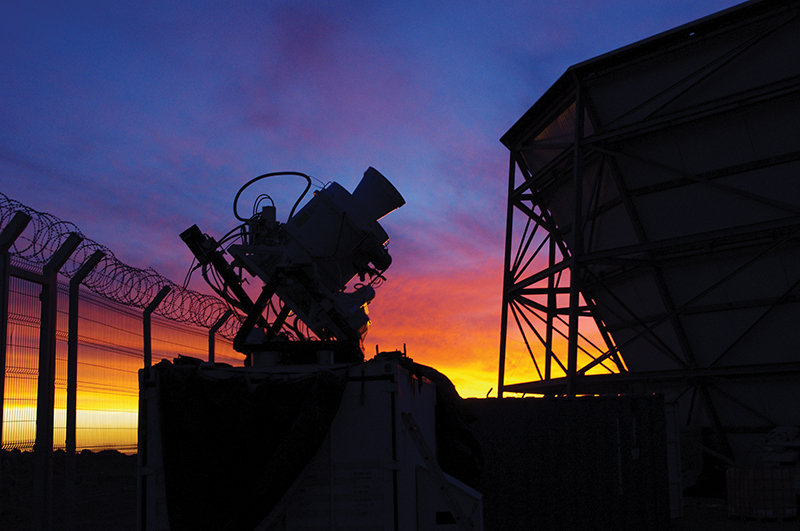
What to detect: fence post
<box><xmin>65</xmin><ymin>249</ymin><xmax>104</xmax><ymax>531</ymax></box>
<box><xmin>138</xmin><ymin>284</ymin><xmax>171</xmax><ymax>531</ymax></box>
<box><xmin>34</xmin><ymin>232</ymin><xmax>82</xmax><ymax>531</ymax></box>
<box><xmin>143</xmin><ymin>286</ymin><xmax>171</xmax><ymax>370</ymax></box>
<box><xmin>0</xmin><ymin>212</ymin><xmax>31</xmax><ymax>470</ymax></box>
<box><xmin>208</xmin><ymin>309</ymin><xmax>233</xmax><ymax>363</ymax></box>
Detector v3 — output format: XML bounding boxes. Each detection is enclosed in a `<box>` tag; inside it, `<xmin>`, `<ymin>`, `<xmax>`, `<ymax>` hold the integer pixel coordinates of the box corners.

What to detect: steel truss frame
<box><xmin>498</xmin><ymin>1</ymin><xmax>800</xmax><ymax>462</ymax></box>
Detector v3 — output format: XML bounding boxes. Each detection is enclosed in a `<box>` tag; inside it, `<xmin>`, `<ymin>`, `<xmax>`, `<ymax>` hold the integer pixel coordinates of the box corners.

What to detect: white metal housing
<box><xmin>138</xmin><ymin>359</ymin><xmax>483</xmax><ymax>531</ymax></box>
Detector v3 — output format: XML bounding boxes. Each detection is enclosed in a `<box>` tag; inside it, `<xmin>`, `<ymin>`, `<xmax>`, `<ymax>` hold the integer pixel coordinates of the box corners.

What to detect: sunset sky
<box><xmin>1</xmin><ymin>0</ymin><xmax>743</xmax><ymax>398</ymax></box>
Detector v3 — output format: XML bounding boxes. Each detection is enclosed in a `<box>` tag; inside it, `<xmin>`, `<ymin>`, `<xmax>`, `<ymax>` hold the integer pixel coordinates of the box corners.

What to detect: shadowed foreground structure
<box><xmin>468</xmin><ymin>396</ymin><xmax>671</xmax><ymax>531</ymax></box>
<box><xmin>2</xmin><ymin>398</ymin><xmax>798</xmax><ymax>530</ymax></box>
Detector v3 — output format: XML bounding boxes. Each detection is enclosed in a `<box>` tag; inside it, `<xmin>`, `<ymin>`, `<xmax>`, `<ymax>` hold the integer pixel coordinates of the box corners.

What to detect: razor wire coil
<box><xmin>0</xmin><ymin>192</ymin><xmax>240</xmax><ymax>338</ymax></box>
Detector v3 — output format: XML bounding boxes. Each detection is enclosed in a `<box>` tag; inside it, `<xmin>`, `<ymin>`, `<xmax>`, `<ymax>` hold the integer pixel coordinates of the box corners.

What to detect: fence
<box><xmin>1</xmin><ymin>192</ymin><xmax>244</xmax><ymax>452</ymax></box>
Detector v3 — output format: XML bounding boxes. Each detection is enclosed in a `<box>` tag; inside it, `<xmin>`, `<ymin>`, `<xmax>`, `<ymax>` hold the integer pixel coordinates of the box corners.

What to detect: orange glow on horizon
<box><xmin>3</xmin><ymin>258</ymin><xmax>615</xmax><ymax>451</ymax></box>
<box><xmin>2</xmin><ymin>291</ymin><xmax>244</xmax><ymax>452</ymax></box>
<box><xmin>364</xmin><ymin>266</ymin><xmax>504</xmax><ymax>399</ymax></box>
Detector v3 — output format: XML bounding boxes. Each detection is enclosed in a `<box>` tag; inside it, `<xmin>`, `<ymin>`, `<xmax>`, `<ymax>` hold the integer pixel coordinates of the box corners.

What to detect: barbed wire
<box><xmin>0</xmin><ymin>192</ymin><xmax>241</xmax><ymax>338</ymax></box>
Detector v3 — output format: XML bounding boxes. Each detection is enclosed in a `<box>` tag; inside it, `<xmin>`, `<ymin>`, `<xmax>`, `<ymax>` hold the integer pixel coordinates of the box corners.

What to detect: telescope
<box><xmin>181</xmin><ymin>167</ymin><xmax>405</xmax><ymax>364</ymax></box>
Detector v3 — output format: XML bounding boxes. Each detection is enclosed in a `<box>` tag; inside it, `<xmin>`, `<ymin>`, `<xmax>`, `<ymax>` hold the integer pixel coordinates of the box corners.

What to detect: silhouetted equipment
<box><xmin>140</xmin><ymin>168</ymin><xmax>485</xmax><ymax>531</ymax></box>
<box><xmin>181</xmin><ymin>167</ymin><xmax>404</xmax><ymax>363</ymax></box>
<box><xmin>499</xmin><ymin>0</ymin><xmax>800</xmax><ymax>507</ymax></box>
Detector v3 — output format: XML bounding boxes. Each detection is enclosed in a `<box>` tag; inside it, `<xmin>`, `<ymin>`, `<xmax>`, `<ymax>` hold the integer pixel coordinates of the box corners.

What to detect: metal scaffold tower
<box><xmin>497</xmin><ymin>0</ymin><xmax>800</xmax><ymax>463</ymax></box>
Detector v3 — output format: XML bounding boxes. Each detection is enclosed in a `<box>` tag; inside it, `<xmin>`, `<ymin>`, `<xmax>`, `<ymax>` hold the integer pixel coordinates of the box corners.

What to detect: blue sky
<box><xmin>0</xmin><ymin>0</ymin><xmax>744</xmax><ymax>396</ymax></box>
